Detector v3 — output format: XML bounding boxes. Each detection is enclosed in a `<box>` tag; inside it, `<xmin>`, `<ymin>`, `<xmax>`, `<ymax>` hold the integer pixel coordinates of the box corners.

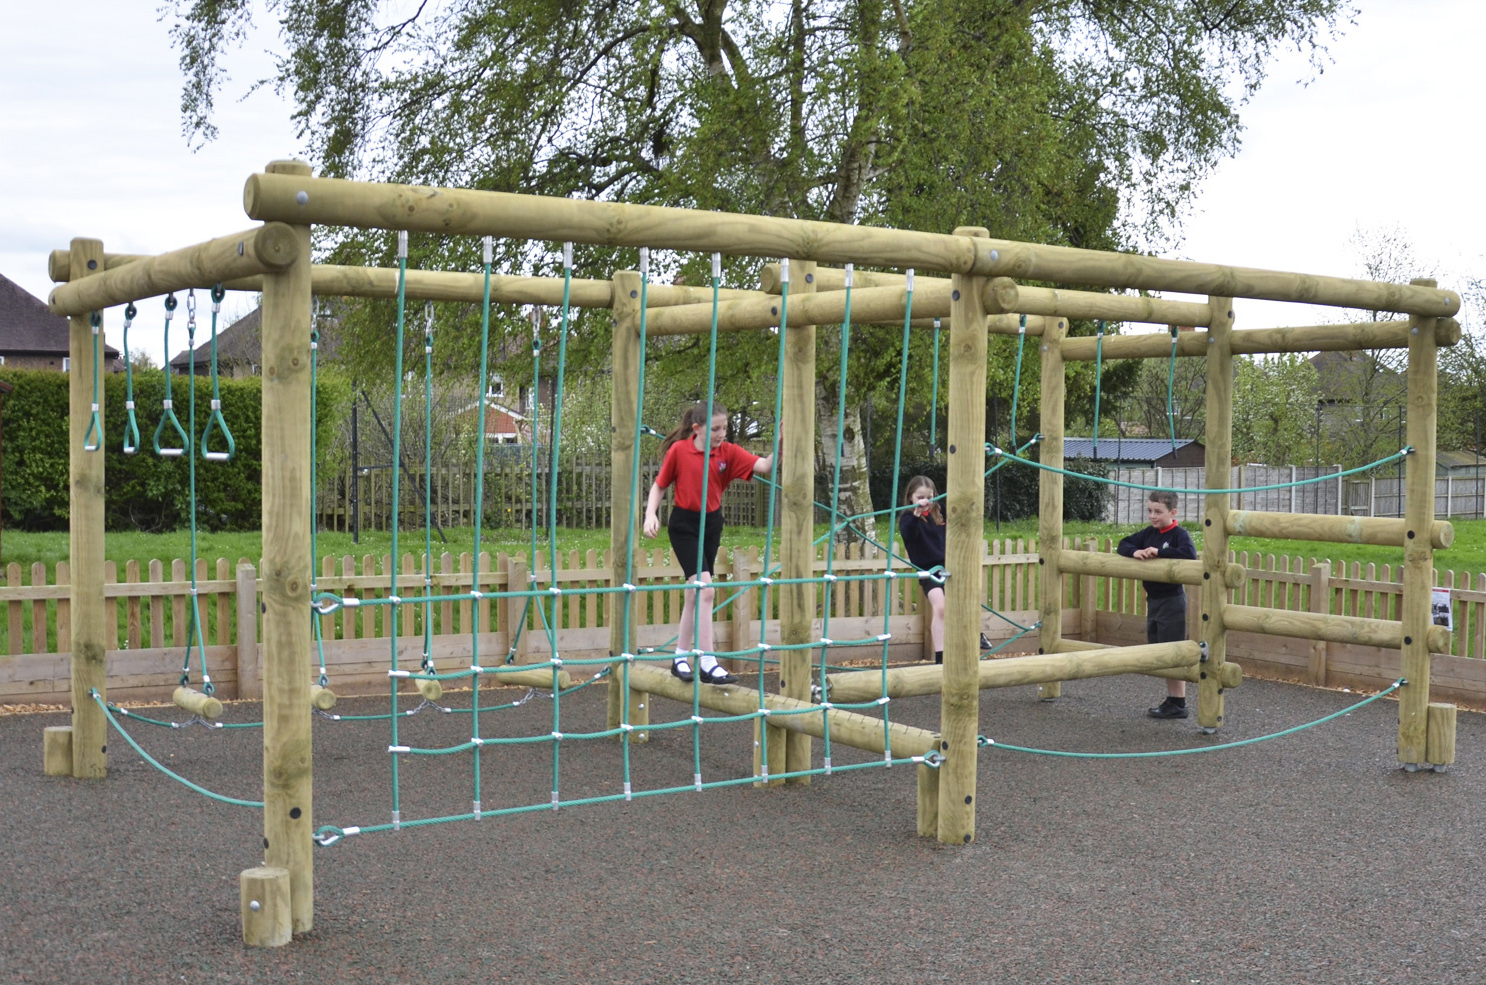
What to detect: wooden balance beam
<box><xmin>625</xmin><ymin>663</ymin><xmax>938</xmax><ymax>759</ymax></box>
<box><xmin>823</xmin><ymin>640</ymin><xmax>1204</xmax><ymax>703</ymax></box>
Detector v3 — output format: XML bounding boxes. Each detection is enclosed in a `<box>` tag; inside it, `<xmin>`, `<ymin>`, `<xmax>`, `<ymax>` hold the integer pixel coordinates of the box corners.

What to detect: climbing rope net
<box><xmin>87</xmin><ymin>235</ymin><xmax>1419</xmax><ymax>842</ymax></box>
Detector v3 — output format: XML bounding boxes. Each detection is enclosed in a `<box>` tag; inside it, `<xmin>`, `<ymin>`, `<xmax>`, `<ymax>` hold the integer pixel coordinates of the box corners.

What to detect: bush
<box><xmin>0</xmin><ymin>368</ymin><xmax>346</xmax><ymax>532</ymax></box>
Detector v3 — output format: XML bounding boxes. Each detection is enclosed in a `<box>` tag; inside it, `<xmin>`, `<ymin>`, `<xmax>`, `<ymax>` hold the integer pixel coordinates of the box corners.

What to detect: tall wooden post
<box><xmin>607</xmin><ymin>270</ymin><xmax>648</xmax><ymax>741</ymax></box>
<box><xmin>1198</xmin><ymin>299</ymin><xmax>1235</xmax><ymax>730</ymax></box>
<box><xmin>66</xmin><ymin>238</ymin><xmax>107</xmax><ymax>779</ymax></box>
<box><xmin>1399</xmin><ymin>278</ymin><xmax>1440</xmax><ymax>766</ymax></box>
<box><xmin>1037</xmin><ymin>317</ymin><xmax>1068</xmax><ymax>699</ymax></box>
<box><xmin>776</xmin><ymin>260</ymin><xmax>816</xmax><ymax>784</ymax></box>
<box><xmin>937</xmin><ymin>227</ymin><xmax>989</xmax><ymax>845</ymax></box>
<box><xmin>255</xmin><ymin>159</ymin><xmax>315</xmax><ymax>939</ymax></box>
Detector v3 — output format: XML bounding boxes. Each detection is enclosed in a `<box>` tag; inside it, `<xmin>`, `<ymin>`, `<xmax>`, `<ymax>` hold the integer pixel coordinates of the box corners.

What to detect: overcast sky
<box><xmin>1</xmin><ymin>1</ymin><xmax>1481</xmax><ymax>366</ymax></box>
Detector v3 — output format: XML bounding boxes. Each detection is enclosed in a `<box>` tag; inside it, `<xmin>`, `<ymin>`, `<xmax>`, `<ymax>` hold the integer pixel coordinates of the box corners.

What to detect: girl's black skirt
<box><xmin>667</xmin><ymin>507</ymin><xmax>724</xmax><ymax>578</ymax></box>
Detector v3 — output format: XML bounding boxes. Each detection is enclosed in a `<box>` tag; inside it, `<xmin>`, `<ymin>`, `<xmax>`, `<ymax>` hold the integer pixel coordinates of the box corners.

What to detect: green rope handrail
<box><xmin>980</xmin><ymin>680</ymin><xmax>1403</xmax><ymax>759</ymax></box>
<box><xmin>177</xmin><ymin>290</ymin><xmax>211</xmax><ymax>695</ymax></box>
<box><xmin>1092</xmin><ymin>320</ymin><xmax>1104</xmax><ymax>458</ymax></box>
<box><xmin>94</xmin><ymin>691</ymin><xmax>262</xmax><ymax>808</ymax></box>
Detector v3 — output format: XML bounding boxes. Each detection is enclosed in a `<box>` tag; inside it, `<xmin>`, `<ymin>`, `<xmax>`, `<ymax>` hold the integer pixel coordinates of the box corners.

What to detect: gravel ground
<box><xmin>2</xmin><ymin>673</ymin><xmax>1483</xmax><ymax>985</ymax></box>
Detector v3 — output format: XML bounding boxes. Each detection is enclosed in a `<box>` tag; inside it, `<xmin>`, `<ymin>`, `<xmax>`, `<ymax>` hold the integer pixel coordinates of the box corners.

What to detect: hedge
<box><xmin>0</xmin><ymin>369</ymin><xmax>345</xmax><ymax>532</ymax></box>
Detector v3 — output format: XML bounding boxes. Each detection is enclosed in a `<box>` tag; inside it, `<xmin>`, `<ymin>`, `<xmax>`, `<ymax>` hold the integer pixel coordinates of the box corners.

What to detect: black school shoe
<box><xmin>698</xmin><ymin>665</ymin><xmax>740</xmax><ymax>686</ymax></box>
<box><xmin>1147</xmin><ymin>697</ymin><xmax>1189</xmax><ymax>720</ymax></box>
<box><xmin>979</xmin><ymin>633</ymin><xmax>994</xmax><ymax>652</ymax></box>
<box><xmin>670</xmin><ymin>660</ymin><xmax>694</xmax><ymax>683</ymax></box>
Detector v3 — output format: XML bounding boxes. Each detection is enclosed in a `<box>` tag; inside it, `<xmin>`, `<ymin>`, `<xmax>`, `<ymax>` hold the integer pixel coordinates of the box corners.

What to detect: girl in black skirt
<box><xmin>644</xmin><ymin>402</ymin><xmax>775</xmax><ymax>684</ymax></box>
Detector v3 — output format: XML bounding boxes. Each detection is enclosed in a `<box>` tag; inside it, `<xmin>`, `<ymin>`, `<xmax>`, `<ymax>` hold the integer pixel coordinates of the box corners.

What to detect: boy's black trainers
<box><xmin>979</xmin><ymin>633</ymin><xmax>994</xmax><ymax>652</ymax></box>
<box><xmin>1147</xmin><ymin>697</ymin><xmax>1188</xmax><ymax>720</ymax></box>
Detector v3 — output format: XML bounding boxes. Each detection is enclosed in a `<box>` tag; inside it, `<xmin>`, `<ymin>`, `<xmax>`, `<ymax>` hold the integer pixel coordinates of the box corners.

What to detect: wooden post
<box><xmin>730</xmin><ymin>548</ymin><xmax>754</xmax><ymax>674</ymax></box>
<box><xmin>607</xmin><ymin>269</ymin><xmax>648</xmax><ymax>742</ymax></box>
<box><xmin>1308</xmin><ymin>562</ymin><xmax>1329</xmax><ymax>686</ymax></box>
<box><xmin>1037</xmin><ymin>317</ymin><xmax>1068</xmax><ymax>699</ymax></box>
<box><xmin>43</xmin><ymin>726</ymin><xmax>73</xmax><ymax>776</ymax></box>
<box><xmin>937</xmin><ymin>227</ymin><xmax>989</xmax><ymax>845</ymax></box>
<box><xmin>1426</xmin><ymin>702</ymin><xmax>1457</xmax><ymax>768</ymax></box>
<box><xmin>65</xmin><ymin>237</ymin><xmax>107</xmax><ymax>779</ymax></box>
<box><xmin>1400</xmin><ymin>278</ymin><xmax>1440</xmax><ymax>766</ymax></box>
<box><xmin>237</xmin><ymin>563</ymin><xmax>261</xmax><ymax>700</ymax></box>
<box><xmin>1080</xmin><ymin>539</ymin><xmax>1098</xmax><ymax>640</ymax></box>
<box><xmin>240</xmin><ymin>866</ymin><xmax>292</xmax><ymax>948</ymax></box>
<box><xmin>1199</xmin><ymin>298</ymin><xmax>1235</xmax><ymax>731</ymax></box>
<box><xmin>917</xmin><ymin>759</ymin><xmax>939</xmax><ymax>837</ymax></box>
<box><xmin>254</xmin><ymin>159</ymin><xmax>315</xmax><ymax>937</ymax></box>
<box><xmin>777</xmin><ymin>259</ymin><xmax>816</xmax><ymax>785</ymax></box>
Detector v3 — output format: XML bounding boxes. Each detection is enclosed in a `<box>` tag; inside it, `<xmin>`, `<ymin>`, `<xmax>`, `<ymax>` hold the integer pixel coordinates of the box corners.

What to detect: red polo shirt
<box><xmin>656</xmin><ymin>440</ymin><xmax>759</xmax><ymax>512</ymax></box>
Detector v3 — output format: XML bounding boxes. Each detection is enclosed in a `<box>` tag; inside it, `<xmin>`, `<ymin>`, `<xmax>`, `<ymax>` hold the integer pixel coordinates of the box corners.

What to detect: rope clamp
<box><xmin>469</xmin><ymin>665</ymin><xmax>485</xmax><ymax>674</ymax></box>
<box><xmin>758</xmin><ymin>643</ymin><xmax>771</xmax><ymax>652</ymax></box>
<box><xmin>820</xmin><ymin>637</ymin><xmax>834</xmax><ymax>647</ymax></box>
<box><xmin>388</xmin><ymin>595</ymin><xmax>402</xmax><ymax>604</ymax></box>
<box><xmin>760</xmin><ymin>708</ymin><xmax>772</xmax><ymax>717</ymax></box>
<box><xmin>823</xmin><ymin>573</ymin><xmax>837</xmax><ymax>583</ymax></box>
<box><xmin>388</xmin><ymin>669</ymin><xmax>412</xmax><ymax>678</ymax></box>
<box><xmin>623</xmin><ymin>583</ymin><xmax>636</xmax><ymax>592</ymax></box>
<box><xmin>471</xmin><ymin>737</ymin><xmax>485</xmax><ymax>746</ymax></box>
<box><xmin>876</xmin><ymin>696</ymin><xmax>891</xmax><ymax>706</ymax></box>
<box><xmin>820</xmin><ymin>701</ymin><xmax>834</xmax><ymax>711</ymax></box>
<box><xmin>690</xmin><ymin>715</ymin><xmax>705</xmax><ymax>725</ymax></box>
<box><xmin>550</xmin><ymin>657</ymin><xmax>563</xmax><ymax>668</ymax></box>
<box><xmin>388</xmin><ymin>745</ymin><xmax>410</xmax><ymax>754</ymax></box>
<box><xmin>877</xmin><ymin>633</ymin><xmax>892</xmax><ymax>642</ymax></box>
<box><xmin>550</xmin><ymin>731</ymin><xmax>563</xmax><ymax>741</ymax></box>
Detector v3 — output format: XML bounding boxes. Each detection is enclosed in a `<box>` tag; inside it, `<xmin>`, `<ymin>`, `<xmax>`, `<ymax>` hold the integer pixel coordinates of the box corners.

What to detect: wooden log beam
<box><xmin>49</xmin><ymin>250</ymin><xmax>148</xmax><ymax>281</ymax></box>
<box><xmin>939</xmin><ymin>227</ymin><xmax>989</xmax><ymax>846</ymax></box>
<box><xmin>1223</xmin><ymin>603</ymin><xmax>1450</xmax><ymax>653</ymax></box>
<box><xmin>759</xmin><ymin>264</ymin><xmax>1213</xmax><ymax>326</ymax></box>
<box><xmin>257</xmin><ymin>160</ymin><xmax>315</xmax><ymax>935</ymax></box>
<box><xmin>484</xmin><ymin>667</ymin><xmax>573</xmax><ymax>690</ymax></box>
<box><xmin>1050</xmin><ymin>639</ymin><xmax>1242</xmax><ymax>687</ymax></box>
<box><xmin>173</xmin><ymin>685</ymin><xmax>224</xmax><ymax>720</ymax></box>
<box><xmin>644</xmin><ymin>284</ymin><xmax>1049</xmax><ymax>337</ymax></box>
<box><xmin>1400</xmin><ymin>278</ymin><xmax>1440</xmax><ymax>766</ymax></box>
<box><xmin>1062</xmin><ymin>319</ymin><xmax>1460</xmax><ymax>361</ymax></box>
<box><xmin>1058</xmin><ymin>550</ymin><xmax>1245</xmax><ymax>589</ymax></box>
<box><xmin>826</xmin><ymin>640</ymin><xmax>1201</xmax><ymax>702</ymax></box>
<box><xmin>607</xmin><ymin>269</ymin><xmax>648</xmax><ymax>740</ymax></box>
<box><xmin>66</xmin><ymin>238</ymin><xmax>108</xmax><ymax>780</ymax></box>
<box><xmin>48</xmin><ymin>225</ymin><xmax>300</xmax><ymax>317</ymax></box>
<box><xmin>245</xmin><ymin>172</ymin><xmax>1460</xmax><ymax>315</ymax></box>
<box><xmin>628</xmin><ymin>663</ymin><xmax>938</xmax><ymax>758</ymax></box>
<box><xmin>1227</xmin><ymin>510</ymin><xmax>1453</xmax><ymax>549</ymax></box>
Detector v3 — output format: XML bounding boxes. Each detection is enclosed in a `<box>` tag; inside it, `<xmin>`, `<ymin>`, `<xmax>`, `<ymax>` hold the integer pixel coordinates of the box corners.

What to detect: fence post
<box><xmin>1080</xmin><ymin>539</ymin><xmax>1098</xmax><ymax>639</ymax></box>
<box><xmin>238</xmin><ymin>563</ymin><xmax>261</xmax><ymax>700</ymax></box>
<box><xmin>730</xmin><ymin>548</ymin><xmax>754</xmax><ymax>674</ymax></box>
<box><xmin>504</xmin><ymin>554</ymin><xmax>529</xmax><ymax>665</ymax></box>
<box><xmin>1308</xmin><ymin>562</ymin><xmax>1329</xmax><ymax>686</ymax></box>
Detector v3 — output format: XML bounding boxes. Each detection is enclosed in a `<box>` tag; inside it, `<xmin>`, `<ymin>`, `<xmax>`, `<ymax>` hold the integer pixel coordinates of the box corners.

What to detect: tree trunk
<box><xmin>817</xmin><ymin>395</ymin><xmax>877</xmax><ymax>550</ymax></box>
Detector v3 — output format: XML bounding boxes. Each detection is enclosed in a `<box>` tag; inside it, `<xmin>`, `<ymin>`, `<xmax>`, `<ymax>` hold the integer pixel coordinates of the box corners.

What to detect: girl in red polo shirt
<box><xmin>643</xmin><ymin>402</ymin><xmax>775</xmax><ymax>684</ymax></box>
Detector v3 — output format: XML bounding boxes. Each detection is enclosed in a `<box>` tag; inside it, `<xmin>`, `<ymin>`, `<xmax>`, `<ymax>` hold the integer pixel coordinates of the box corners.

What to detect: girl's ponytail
<box><xmin>660</xmin><ymin>401</ymin><xmax>729</xmax><ymax>457</ymax></box>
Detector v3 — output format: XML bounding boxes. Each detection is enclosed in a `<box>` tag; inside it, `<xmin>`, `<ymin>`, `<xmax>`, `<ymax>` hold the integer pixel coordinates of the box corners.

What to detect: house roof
<box><xmin>1061</xmin><ymin>437</ymin><xmax>1200</xmax><ymax>461</ymax></box>
<box><xmin>169</xmin><ymin>307</ymin><xmax>262</xmax><ymax>369</ymax></box>
<box><xmin>0</xmin><ymin>273</ymin><xmax>120</xmax><ymax>357</ymax></box>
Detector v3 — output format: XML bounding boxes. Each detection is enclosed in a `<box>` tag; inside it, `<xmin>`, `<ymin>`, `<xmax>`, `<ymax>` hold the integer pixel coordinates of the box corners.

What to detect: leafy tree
<box><xmin>1231</xmin><ymin>353</ymin><xmax>1318</xmax><ymax>465</ymax></box>
<box><xmin>168</xmin><ymin>0</ymin><xmax>1354</xmax><ymax>537</ymax></box>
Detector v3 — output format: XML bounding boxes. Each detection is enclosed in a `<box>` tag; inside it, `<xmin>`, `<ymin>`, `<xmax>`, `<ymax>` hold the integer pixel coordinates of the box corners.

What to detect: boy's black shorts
<box><xmin>668</xmin><ymin>507</ymin><xmax>724</xmax><ymax>578</ymax></box>
<box><xmin>1146</xmin><ymin>592</ymin><xmax>1187</xmax><ymax>644</ymax></box>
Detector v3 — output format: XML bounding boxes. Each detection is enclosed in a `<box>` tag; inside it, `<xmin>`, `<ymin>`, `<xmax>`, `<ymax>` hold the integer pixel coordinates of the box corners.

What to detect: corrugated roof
<box><xmin>1061</xmin><ymin>437</ymin><xmax>1198</xmax><ymax>460</ymax></box>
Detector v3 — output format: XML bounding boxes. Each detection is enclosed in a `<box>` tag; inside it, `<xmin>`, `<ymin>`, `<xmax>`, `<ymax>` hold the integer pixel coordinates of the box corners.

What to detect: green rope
<box><xmin>82</xmin><ymin>312</ymin><xmax>103</xmax><ymax>451</ymax></box>
<box><xmin>389</xmin><ymin>231</ymin><xmax>409</xmax><ymax>825</ymax></box>
<box><xmin>993</xmin><ymin>441</ymin><xmax>1412</xmax><ymax>494</ymax></box>
<box><xmin>470</xmin><ymin>235</ymin><xmax>496</xmax><ymax>814</ymax></box>
<box><xmin>1092</xmin><ymin>320</ymin><xmax>1104</xmax><ymax>458</ymax></box>
<box><xmin>310</xmin><ymin>313</ymin><xmax>330</xmax><ymax>689</ymax></box>
<box><xmin>1166</xmin><ymin>324</ymin><xmax>1179</xmax><ymax>452</ymax></box>
<box><xmin>546</xmin><ymin>243</ymin><xmax>576</xmax><ymax>805</ymax></box>
<box><xmin>981</xmin><ymin>680</ymin><xmax>1404</xmax><ymax>759</ymax></box>
<box><xmin>200</xmin><ymin>285</ymin><xmax>235</xmax><ymax>461</ymax></box>
<box><xmin>930</xmin><ymin>317</ymin><xmax>942</xmax><ymax>455</ymax></box>
<box><xmin>93</xmin><ymin>691</ymin><xmax>262</xmax><ymax>808</ymax></box>
<box><xmin>753</xmin><ymin>258</ymin><xmax>792</xmax><ymax>770</ymax></box>
<box><xmin>1007</xmin><ymin>315</ymin><xmax>1027</xmax><ymax>451</ymax></box>
<box><xmin>120</xmin><ymin>303</ymin><xmax>141</xmax><ymax>454</ymax></box>
<box><xmin>178</xmin><ymin>290</ymin><xmax>210</xmax><ymax>695</ymax></box>
<box><xmin>421</xmin><ymin>300</ymin><xmax>436</xmax><ymax>680</ymax></box>
<box><xmin>152</xmin><ymin>295</ymin><xmax>188</xmax><ymax>456</ymax></box>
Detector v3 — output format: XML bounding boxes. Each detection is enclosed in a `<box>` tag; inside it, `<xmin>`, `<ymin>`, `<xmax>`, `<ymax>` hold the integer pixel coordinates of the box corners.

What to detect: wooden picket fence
<box><xmin>5</xmin><ymin>539</ymin><xmax>1486</xmax><ymax>709</ymax></box>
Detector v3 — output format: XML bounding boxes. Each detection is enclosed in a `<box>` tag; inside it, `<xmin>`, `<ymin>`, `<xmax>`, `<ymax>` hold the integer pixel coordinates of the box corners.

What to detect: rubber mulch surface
<box><xmin>2</xmin><ymin>673</ymin><xmax>1483</xmax><ymax>984</ymax></box>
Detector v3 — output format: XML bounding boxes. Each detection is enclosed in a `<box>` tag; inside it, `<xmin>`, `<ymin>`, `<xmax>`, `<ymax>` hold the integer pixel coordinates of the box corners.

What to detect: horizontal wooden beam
<box><xmin>1227</xmin><ymin>510</ymin><xmax>1453</xmax><ymax>550</ymax></box>
<box><xmin>1062</xmin><ymin>319</ymin><xmax>1461</xmax><ymax>361</ymax></box>
<box><xmin>759</xmin><ymin>264</ymin><xmax>1213</xmax><ymax>326</ymax></box>
<box><xmin>825</xmin><ymin>640</ymin><xmax>1200</xmax><ymax>702</ymax></box>
<box><xmin>49</xmin><ymin>250</ymin><xmax>149</xmax><ymax>282</ymax></box>
<box><xmin>627</xmin><ymin>663</ymin><xmax>937</xmax><ymax>758</ymax></box>
<box><xmin>48</xmin><ymin>225</ymin><xmax>300</xmax><ymax>317</ymax></box>
<box><xmin>244</xmin><ymin>172</ymin><xmax>1460</xmax><ymax>315</ymax></box>
<box><xmin>644</xmin><ymin>282</ymin><xmax>1049</xmax><ymax>337</ymax></box>
<box><xmin>1059</xmin><ymin>550</ymin><xmax>1245</xmax><ymax>589</ymax></box>
<box><xmin>1223</xmin><ymin>603</ymin><xmax>1450</xmax><ymax>653</ymax></box>
<box><xmin>1050</xmin><ymin>639</ymin><xmax>1242</xmax><ymax>687</ymax></box>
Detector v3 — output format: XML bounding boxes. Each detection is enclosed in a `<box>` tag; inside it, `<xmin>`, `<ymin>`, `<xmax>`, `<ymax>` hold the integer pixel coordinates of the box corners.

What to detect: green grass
<box><xmin>4</xmin><ymin>517</ymin><xmax>1486</xmax><ymax>577</ymax></box>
